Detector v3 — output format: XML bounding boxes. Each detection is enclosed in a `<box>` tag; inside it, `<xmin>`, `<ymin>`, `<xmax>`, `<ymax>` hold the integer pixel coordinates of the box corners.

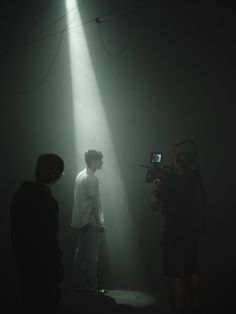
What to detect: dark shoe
<box><xmin>77</xmin><ymin>288</ymin><xmax>108</xmax><ymax>295</ymax></box>
<box><xmin>88</xmin><ymin>288</ymin><xmax>108</xmax><ymax>296</ymax></box>
<box><xmin>95</xmin><ymin>288</ymin><xmax>109</xmax><ymax>294</ymax></box>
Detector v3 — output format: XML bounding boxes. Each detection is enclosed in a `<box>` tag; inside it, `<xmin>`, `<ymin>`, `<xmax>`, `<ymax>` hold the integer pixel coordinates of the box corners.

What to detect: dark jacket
<box><xmin>10</xmin><ymin>181</ymin><xmax>64</xmax><ymax>282</ymax></box>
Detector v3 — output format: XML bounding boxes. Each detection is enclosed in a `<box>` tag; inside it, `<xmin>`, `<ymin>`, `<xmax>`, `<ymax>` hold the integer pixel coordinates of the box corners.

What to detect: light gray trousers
<box><xmin>74</xmin><ymin>224</ymin><xmax>99</xmax><ymax>290</ymax></box>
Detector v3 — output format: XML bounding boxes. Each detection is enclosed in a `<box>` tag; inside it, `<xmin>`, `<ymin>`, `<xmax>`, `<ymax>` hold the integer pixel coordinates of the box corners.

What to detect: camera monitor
<box><xmin>150</xmin><ymin>152</ymin><xmax>162</xmax><ymax>164</ymax></box>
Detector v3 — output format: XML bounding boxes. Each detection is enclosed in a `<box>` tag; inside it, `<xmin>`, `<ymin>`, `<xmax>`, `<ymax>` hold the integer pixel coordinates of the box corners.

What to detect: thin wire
<box><xmin>17</xmin><ymin>31</ymin><xmax>64</xmax><ymax>94</ymax></box>
<box><xmin>2</xmin><ymin>1</ymin><xmax>134</xmax><ymax>56</ymax></box>
<box><xmin>20</xmin><ymin>17</ymin><xmax>95</xmax><ymax>48</ymax></box>
<box><xmin>14</xmin><ymin>1</ymin><xmax>138</xmax><ymax>93</ymax></box>
<box><xmin>33</xmin><ymin>0</ymin><xmax>86</xmax><ymax>39</ymax></box>
<box><xmin>2</xmin><ymin>0</ymin><xmax>85</xmax><ymax>56</ymax></box>
<box><xmin>17</xmin><ymin>1</ymin><xmax>85</xmax><ymax>94</ymax></box>
<box><xmin>96</xmin><ymin>11</ymin><xmax>133</xmax><ymax>57</ymax></box>
<box><xmin>2</xmin><ymin>19</ymin><xmax>95</xmax><ymax>57</ymax></box>
<box><xmin>32</xmin><ymin>5</ymin><xmax>78</xmax><ymax>39</ymax></box>
<box><xmin>2</xmin><ymin>0</ymin><xmax>136</xmax><ymax>55</ymax></box>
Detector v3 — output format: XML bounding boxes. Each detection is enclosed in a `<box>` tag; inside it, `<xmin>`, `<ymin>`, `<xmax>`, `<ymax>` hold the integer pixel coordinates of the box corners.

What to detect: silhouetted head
<box><xmin>85</xmin><ymin>150</ymin><xmax>103</xmax><ymax>171</ymax></box>
<box><xmin>35</xmin><ymin>154</ymin><xmax>64</xmax><ymax>184</ymax></box>
<box><xmin>176</xmin><ymin>152</ymin><xmax>194</xmax><ymax>175</ymax></box>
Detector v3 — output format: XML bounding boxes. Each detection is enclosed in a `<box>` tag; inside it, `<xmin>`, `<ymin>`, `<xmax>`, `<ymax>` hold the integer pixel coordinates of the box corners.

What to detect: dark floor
<box><xmin>57</xmin><ymin>282</ymin><xmax>233</xmax><ymax>314</ymax></box>
<box><xmin>3</xmin><ymin>279</ymin><xmax>233</xmax><ymax>314</ymax></box>
<box><xmin>58</xmin><ymin>284</ymin><xmax>164</xmax><ymax>314</ymax></box>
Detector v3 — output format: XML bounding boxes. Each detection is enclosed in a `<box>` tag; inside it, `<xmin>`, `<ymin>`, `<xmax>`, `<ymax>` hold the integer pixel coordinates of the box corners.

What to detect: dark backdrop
<box><xmin>1</xmin><ymin>1</ymin><xmax>235</xmax><ymax>312</ymax></box>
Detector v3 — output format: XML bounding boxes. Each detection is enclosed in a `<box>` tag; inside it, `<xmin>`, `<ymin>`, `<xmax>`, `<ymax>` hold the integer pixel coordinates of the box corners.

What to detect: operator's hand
<box><xmin>153</xmin><ymin>178</ymin><xmax>161</xmax><ymax>185</ymax></box>
<box><xmin>151</xmin><ymin>178</ymin><xmax>161</xmax><ymax>192</ymax></box>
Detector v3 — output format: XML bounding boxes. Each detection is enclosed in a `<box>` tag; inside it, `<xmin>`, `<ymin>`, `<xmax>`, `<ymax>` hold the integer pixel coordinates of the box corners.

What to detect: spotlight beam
<box><xmin>65</xmin><ymin>0</ymin><xmax>147</xmax><ymax>288</ymax></box>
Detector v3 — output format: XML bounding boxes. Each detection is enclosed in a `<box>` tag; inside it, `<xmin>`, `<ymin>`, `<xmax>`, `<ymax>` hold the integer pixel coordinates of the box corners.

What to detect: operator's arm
<box><xmin>150</xmin><ymin>179</ymin><xmax>163</xmax><ymax>211</ymax></box>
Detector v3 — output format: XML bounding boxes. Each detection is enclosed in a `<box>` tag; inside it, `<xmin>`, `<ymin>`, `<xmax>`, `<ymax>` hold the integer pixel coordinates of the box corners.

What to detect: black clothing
<box><xmin>10</xmin><ymin>181</ymin><xmax>64</xmax><ymax>313</ymax></box>
<box><xmin>157</xmin><ymin>175</ymin><xmax>201</xmax><ymax>277</ymax></box>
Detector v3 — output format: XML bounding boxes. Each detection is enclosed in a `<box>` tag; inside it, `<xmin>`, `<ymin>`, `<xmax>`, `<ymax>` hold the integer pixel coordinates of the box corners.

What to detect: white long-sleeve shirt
<box><xmin>71</xmin><ymin>168</ymin><xmax>104</xmax><ymax>229</ymax></box>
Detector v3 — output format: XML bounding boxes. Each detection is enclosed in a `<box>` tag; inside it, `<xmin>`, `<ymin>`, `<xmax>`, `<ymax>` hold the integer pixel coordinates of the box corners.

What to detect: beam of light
<box><xmin>65</xmin><ymin>0</ymin><xmax>147</xmax><ymax>288</ymax></box>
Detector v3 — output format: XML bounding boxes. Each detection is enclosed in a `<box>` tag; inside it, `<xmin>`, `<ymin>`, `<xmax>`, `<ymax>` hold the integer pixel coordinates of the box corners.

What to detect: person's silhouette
<box><xmin>151</xmin><ymin>152</ymin><xmax>206</xmax><ymax>314</ymax></box>
<box><xmin>10</xmin><ymin>154</ymin><xmax>65</xmax><ymax>313</ymax></box>
<box><xmin>71</xmin><ymin>150</ymin><xmax>106</xmax><ymax>295</ymax></box>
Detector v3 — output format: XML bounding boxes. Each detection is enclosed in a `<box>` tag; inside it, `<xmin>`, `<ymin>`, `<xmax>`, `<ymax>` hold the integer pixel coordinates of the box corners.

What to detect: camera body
<box><xmin>146</xmin><ymin>152</ymin><xmax>162</xmax><ymax>183</ymax></box>
<box><xmin>145</xmin><ymin>151</ymin><xmax>200</xmax><ymax>183</ymax></box>
<box><xmin>146</xmin><ymin>152</ymin><xmax>174</xmax><ymax>183</ymax></box>
<box><xmin>139</xmin><ymin>139</ymin><xmax>202</xmax><ymax>185</ymax></box>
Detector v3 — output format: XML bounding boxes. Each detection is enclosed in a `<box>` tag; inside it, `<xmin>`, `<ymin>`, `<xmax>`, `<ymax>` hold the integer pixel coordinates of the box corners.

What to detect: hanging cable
<box><xmin>96</xmin><ymin>11</ymin><xmax>133</xmax><ymax>58</ymax></box>
<box><xmin>13</xmin><ymin>1</ymin><xmax>143</xmax><ymax>93</ymax></box>
<box><xmin>32</xmin><ymin>0</ymin><xmax>86</xmax><ymax>40</ymax></box>
<box><xmin>17</xmin><ymin>1</ymin><xmax>85</xmax><ymax>94</ymax></box>
<box><xmin>2</xmin><ymin>1</ymin><xmax>135</xmax><ymax>56</ymax></box>
<box><xmin>2</xmin><ymin>0</ymin><xmax>86</xmax><ymax>56</ymax></box>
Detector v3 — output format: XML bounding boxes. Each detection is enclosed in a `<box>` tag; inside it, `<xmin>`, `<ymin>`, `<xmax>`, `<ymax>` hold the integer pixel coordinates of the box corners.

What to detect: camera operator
<box><xmin>151</xmin><ymin>152</ymin><xmax>205</xmax><ymax>314</ymax></box>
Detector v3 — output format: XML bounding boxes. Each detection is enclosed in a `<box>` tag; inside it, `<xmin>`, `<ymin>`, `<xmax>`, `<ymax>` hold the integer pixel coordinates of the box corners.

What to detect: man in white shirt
<box><xmin>71</xmin><ymin>150</ymin><xmax>105</xmax><ymax>294</ymax></box>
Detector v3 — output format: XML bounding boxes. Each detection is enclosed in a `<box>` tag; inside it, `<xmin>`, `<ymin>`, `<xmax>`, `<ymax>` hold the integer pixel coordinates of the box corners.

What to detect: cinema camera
<box><xmin>138</xmin><ymin>139</ymin><xmax>202</xmax><ymax>184</ymax></box>
<box><xmin>138</xmin><ymin>152</ymin><xmax>175</xmax><ymax>183</ymax></box>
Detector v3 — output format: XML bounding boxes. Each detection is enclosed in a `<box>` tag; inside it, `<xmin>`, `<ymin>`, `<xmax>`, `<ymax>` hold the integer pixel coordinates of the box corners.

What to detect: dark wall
<box><xmin>1</xmin><ymin>0</ymin><xmax>235</xmax><ymax>312</ymax></box>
